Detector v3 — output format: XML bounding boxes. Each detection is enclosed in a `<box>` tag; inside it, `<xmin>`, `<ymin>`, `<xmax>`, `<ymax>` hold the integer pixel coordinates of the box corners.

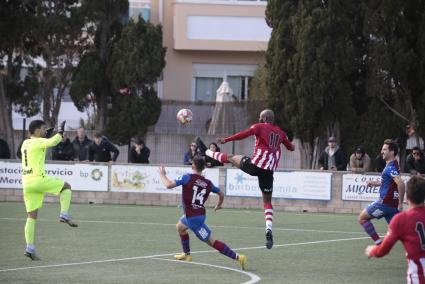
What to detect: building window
<box><xmin>192</xmin><ymin>64</ymin><xmax>257</xmax><ymax>102</ymax></box>
<box><xmin>129</xmin><ymin>1</ymin><xmax>151</xmax><ymax>22</ymax></box>
<box><xmin>195</xmin><ymin>77</ymin><xmax>222</xmax><ymax>102</ymax></box>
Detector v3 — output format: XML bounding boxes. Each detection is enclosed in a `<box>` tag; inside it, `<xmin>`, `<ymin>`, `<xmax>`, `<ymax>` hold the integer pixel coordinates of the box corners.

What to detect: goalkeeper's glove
<box><xmin>44</xmin><ymin>128</ymin><xmax>54</xmax><ymax>138</ymax></box>
<box><xmin>58</xmin><ymin>121</ymin><xmax>66</xmax><ymax>135</ymax></box>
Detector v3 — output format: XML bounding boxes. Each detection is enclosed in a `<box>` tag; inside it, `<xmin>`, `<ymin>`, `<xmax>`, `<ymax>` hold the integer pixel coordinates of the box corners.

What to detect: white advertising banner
<box><xmin>0</xmin><ymin>161</ymin><xmax>108</xmax><ymax>191</ymax></box>
<box><xmin>111</xmin><ymin>165</ymin><xmax>220</xmax><ymax>193</ymax></box>
<box><xmin>226</xmin><ymin>169</ymin><xmax>332</xmax><ymax>200</ymax></box>
<box><xmin>342</xmin><ymin>174</ymin><xmax>410</xmax><ymax>202</ymax></box>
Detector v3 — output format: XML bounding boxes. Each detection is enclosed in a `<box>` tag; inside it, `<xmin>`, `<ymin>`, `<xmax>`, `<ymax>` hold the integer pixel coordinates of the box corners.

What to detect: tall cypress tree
<box><xmin>70</xmin><ymin>0</ymin><xmax>129</xmax><ymax>131</ymax></box>
<box><xmin>362</xmin><ymin>0</ymin><xmax>425</xmax><ymax>153</ymax></box>
<box><xmin>104</xmin><ymin>17</ymin><xmax>165</xmax><ymax>144</ymax></box>
<box><xmin>266</xmin><ymin>0</ymin><xmax>363</xmax><ymax>168</ymax></box>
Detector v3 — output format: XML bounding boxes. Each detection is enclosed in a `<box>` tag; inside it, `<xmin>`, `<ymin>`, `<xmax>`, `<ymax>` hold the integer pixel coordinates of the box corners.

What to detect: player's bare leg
<box><xmin>358</xmin><ymin>209</ymin><xmax>381</xmax><ymax>245</ymax></box>
<box><xmin>25</xmin><ymin>209</ymin><xmax>41</xmax><ymax>260</ymax></box>
<box><xmin>59</xmin><ymin>182</ymin><xmax>78</xmax><ymax>227</ymax></box>
<box><xmin>175</xmin><ymin>221</ymin><xmax>192</xmax><ymax>261</ymax></box>
<box><xmin>262</xmin><ymin>192</ymin><xmax>274</xmax><ymax>249</ymax></box>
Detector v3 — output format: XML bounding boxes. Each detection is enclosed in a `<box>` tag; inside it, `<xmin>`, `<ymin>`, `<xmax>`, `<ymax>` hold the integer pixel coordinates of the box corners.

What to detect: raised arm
<box><xmin>158</xmin><ymin>166</ymin><xmax>177</xmax><ymax>189</ymax></box>
<box><xmin>222</xmin><ymin>128</ymin><xmax>255</xmax><ymax>143</ymax></box>
<box><xmin>38</xmin><ymin>134</ymin><xmax>62</xmax><ymax>149</ymax></box>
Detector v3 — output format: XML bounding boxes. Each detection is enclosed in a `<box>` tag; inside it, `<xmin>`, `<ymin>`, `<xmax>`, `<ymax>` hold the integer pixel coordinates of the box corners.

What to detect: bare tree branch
<box><xmin>377</xmin><ymin>96</ymin><xmax>409</xmax><ymax>122</ymax></box>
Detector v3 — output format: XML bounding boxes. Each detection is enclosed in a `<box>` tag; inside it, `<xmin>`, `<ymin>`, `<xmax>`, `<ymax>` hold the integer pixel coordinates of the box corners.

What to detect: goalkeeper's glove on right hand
<box><xmin>45</xmin><ymin>128</ymin><xmax>54</xmax><ymax>138</ymax></box>
<box><xmin>58</xmin><ymin>121</ymin><xmax>66</xmax><ymax>135</ymax></box>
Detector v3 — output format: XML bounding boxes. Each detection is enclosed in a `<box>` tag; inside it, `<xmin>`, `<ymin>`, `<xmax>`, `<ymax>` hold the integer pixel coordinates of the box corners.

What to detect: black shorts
<box><xmin>239</xmin><ymin>157</ymin><xmax>274</xmax><ymax>193</ymax></box>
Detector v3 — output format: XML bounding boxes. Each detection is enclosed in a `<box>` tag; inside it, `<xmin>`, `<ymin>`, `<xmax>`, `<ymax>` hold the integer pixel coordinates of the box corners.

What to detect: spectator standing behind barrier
<box><xmin>405</xmin><ymin>146</ymin><xmax>425</xmax><ymax>175</ymax></box>
<box><xmin>183</xmin><ymin>142</ymin><xmax>197</xmax><ymax>165</ymax></box>
<box><xmin>205</xmin><ymin>142</ymin><xmax>223</xmax><ymax>168</ymax></box>
<box><xmin>373</xmin><ymin>153</ymin><xmax>386</xmax><ymax>172</ymax></box>
<box><xmin>129</xmin><ymin>139</ymin><xmax>150</xmax><ymax>164</ymax></box>
<box><xmin>0</xmin><ymin>137</ymin><xmax>11</xmax><ymax>159</ymax></box>
<box><xmin>89</xmin><ymin>133</ymin><xmax>119</xmax><ymax>163</ymax></box>
<box><xmin>72</xmin><ymin>128</ymin><xmax>92</xmax><ymax>161</ymax></box>
<box><xmin>405</xmin><ymin>124</ymin><xmax>424</xmax><ymax>156</ymax></box>
<box><xmin>349</xmin><ymin>147</ymin><xmax>371</xmax><ymax>173</ymax></box>
<box><xmin>318</xmin><ymin>136</ymin><xmax>347</xmax><ymax>171</ymax></box>
<box><xmin>52</xmin><ymin>133</ymin><xmax>74</xmax><ymax>161</ymax></box>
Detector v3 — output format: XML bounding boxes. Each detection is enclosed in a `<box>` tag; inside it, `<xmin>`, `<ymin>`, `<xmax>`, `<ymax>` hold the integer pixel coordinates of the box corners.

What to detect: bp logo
<box><xmin>91</xmin><ymin>169</ymin><xmax>103</xmax><ymax>181</ymax></box>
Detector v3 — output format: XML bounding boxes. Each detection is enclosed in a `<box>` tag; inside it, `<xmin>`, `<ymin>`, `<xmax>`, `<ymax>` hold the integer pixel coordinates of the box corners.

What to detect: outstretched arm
<box><xmin>220</xmin><ymin>128</ymin><xmax>255</xmax><ymax>144</ymax></box>
<box><xmin>158</xmin><ymin>166</ymin><xmax>176</xmax><ymax>189</ymax></box>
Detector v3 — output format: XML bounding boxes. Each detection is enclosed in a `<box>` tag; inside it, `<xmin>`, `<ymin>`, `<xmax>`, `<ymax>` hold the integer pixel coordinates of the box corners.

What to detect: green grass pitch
<box><xmin>0</xmin><ymin>202</ymin><xmax>405</xmax><ymax>283</ymax></box>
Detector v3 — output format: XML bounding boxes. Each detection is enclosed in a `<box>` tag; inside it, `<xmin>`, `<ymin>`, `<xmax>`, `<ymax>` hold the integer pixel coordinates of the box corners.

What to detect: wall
<box><xmin>0</xmin><ymin>166</ymin><xmax>375</xmax><ymax>214</ymax></box>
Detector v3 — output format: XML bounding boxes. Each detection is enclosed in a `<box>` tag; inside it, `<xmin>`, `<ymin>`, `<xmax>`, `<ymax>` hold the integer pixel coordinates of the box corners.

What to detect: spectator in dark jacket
<box><xmin>0</xmin><ymin>137</ymin><xmax>11</xmax><ymax>159</ymax></box>
<box><xmin>318</xmin><ymin>136</ymin><xmax>347</xmax><ymax>171</ymax></box>
<box><xmin>89</xmin><ymin>133</ymin><xmax>119</xmax><ymax>163</ymax></box>
<box><xmin>52</xmin><ymin>133</ymin><xmax>74</xmax><ymax>161</ymax></box>
<box><xmin>129</xmin><ymin>139</ymin><xmax>150</xmax><ymax>164</ymax></box>
<box><xmin>405</xmin><ymin>146</ymin><xmax>425</xmax><ymax>175</ymax></box>
<box><xmin>183</xmin><ymin>142</ymin><xmax>198</xmax><ymax>165</ymax></box>
<box><xmin>373</xmin><ymin>153</ymin><xmax>386</xmax><ymax>172</ymax></box>
<box><xmin>72</xmin><ymin>127</ymin><xmax>92</xmax><ymax>161</ymax></box>
<box><xmin>205</xmin><ymin>142</ymin><xmax>223</xmax><ymax>168</ymax></box>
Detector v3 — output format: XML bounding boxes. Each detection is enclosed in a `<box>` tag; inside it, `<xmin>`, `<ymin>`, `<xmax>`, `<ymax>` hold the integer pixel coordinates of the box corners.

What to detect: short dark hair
<box><xmin>192</xmin><ymin>155</ymin><xmax>206</xmax><ymax>172</ymax></box>
<box><xmin>406</xmin><ymin>176</ymin><xmax>425</xmax><ymax>205</ymax></box>
<box><xmin>135</xmin><ymin>139</ymin><xmax>144</xmax><ymax>145</ymax></box>
<box><xmin>94</xmin><ymin>132</ymin><xmax>102</xmax><ymax>138</ymax></box>
<box><xmin>29</xmin><ymin>120</ymin><xmax>45</xmax><ymax>134</ymax></box>
<box><xmin>383</xmin><ymin>139</ymin><xmax>399</xmax><ymax>156</ymax></box>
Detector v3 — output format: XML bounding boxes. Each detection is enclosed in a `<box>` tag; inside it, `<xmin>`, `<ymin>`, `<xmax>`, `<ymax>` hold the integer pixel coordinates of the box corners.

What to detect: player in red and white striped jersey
<box><xmin>199</xmin><ymin>109</ymin><xmax>294</xmax><ymax>249</ymax></box>
<box><xmin>366</xmin><ymin>176</ymin><xmax>425</xmax><ymax>284</ymax></box>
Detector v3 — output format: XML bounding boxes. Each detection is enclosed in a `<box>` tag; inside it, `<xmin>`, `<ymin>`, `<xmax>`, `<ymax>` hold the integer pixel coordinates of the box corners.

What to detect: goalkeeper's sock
<box><xmin>206</xmin><ymin>150</ymin><xmax>228</xmax><ymax>163</ymax></box>
<box><xmin>180</xmin><ymin>233</ymin><xmax>190</xmax><ymax>254</ymax></box>
<box><xmin>213</xmin><ymin>240</ymin><xmax>237</xmax><ymax>260</ymax></box>
<box><xmin>264</xmin><ymin>202</ymin><xmax>273</xmax><ymax>231</ymax></box>
<box><xmin>60</xmin><ymin>189</ymin><xmax>72</xmax><ymax>214</ymax></box>
<box><xmin>359</xmin><ymin>220</ymin><xmax>381</xmax><ymax>244</ymax></box>
<box><xmin>25</xmin><ymin>218</ymin><xmax>36</xmax><ymax>247</ymax></box>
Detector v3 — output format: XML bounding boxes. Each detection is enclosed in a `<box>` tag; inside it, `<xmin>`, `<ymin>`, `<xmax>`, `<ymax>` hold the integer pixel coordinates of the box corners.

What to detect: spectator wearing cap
<box><xmin>405</xmin><ymin>146</ymin><xmax>425</xmax><ymax>175</ymax></box>
<box><xmin>129</xmin><ymin>138</ymin><xmax>150</xmax><ymax>164</ymax></box>
<box><xmin>318</xmin><ymin>136</ymin><xmax>347</xmax><ymax>171</ymax></box>
<box><xmin>349</xmin><ymin>146</ymin><xmax>371</xmax><ymax>173</ymax></box>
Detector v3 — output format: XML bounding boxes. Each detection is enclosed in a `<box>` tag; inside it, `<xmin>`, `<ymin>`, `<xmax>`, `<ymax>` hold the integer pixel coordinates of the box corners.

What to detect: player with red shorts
<box><xmin>366</xmin><ymin>176</ymin><xmax>425</xmax><ymax>284</ymax></box>
<box><xmin>196</xmin><ymin>109</ymin><xmax>295</xmax><ymax>249</ymax></box>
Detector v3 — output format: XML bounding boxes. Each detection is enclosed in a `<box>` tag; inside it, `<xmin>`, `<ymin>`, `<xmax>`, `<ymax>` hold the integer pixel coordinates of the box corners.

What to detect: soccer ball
<box><xmin>177</xmin><ymin>108</ymin><xmax>193</xmax><ymax>126</ymax></box>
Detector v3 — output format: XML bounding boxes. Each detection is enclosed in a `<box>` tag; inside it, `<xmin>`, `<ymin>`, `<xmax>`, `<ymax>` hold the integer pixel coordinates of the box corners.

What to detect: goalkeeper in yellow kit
<box><xmin>21</xmin><ymin>120</ymin><xmax>77</xmax><ymax>260</ymax></box>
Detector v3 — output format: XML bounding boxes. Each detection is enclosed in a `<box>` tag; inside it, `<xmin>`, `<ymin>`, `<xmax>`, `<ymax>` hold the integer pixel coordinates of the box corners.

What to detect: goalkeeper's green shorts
<box><xmin>23</xmin><ymin>176</ymin><xmax>65</xmax><ymax>212</ymax></box>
